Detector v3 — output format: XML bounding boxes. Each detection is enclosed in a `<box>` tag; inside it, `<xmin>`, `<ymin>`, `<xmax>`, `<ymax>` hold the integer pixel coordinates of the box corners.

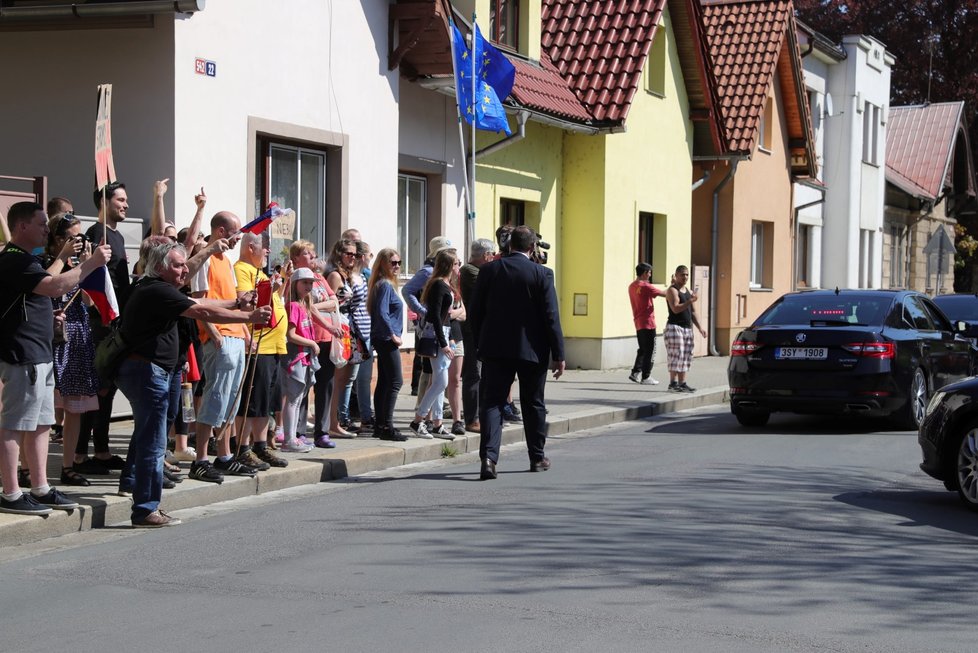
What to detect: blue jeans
<box><xmin>116</xmin><ymin>358</ymin><xmax>172</xmax><ymax>521</ymax></box>
<box><xmin>416</xmin><ymin>346</ymin><xmax>451</xmax><ymax>422</ymax></box>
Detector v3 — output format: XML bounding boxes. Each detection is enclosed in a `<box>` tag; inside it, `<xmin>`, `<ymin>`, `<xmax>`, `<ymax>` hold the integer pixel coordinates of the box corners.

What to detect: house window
<box><xmin>862</xmin><ymin>102</ymin><xmax>880</xmax><ymax>165</ymax></box>
<box><xmin>758</xmin><ymin>96</ymin><xmax>773</xmax><ymax>151</ymax></box>
<box><xmin>397</xmin><ymin>173</ymin><xmax>427</xmax><ymax>274</ymax></box>
<box><xmin>645</xmin><ymin>27</ymin><xmax>667</xmax><ymax>96</ymax></box>
<box><xmin>260</xmin><ymin>141</ymin><xmax>327</xmax><ymax>267</ymax></box>
<box><xmin>859</xmin><ymin>228</ymin><xmax>875</xmax><ymax>288</ymax></box>
<box><xmin>489</xmin><ymin>0</ymin><xmax>520</xmax><ymax>50</ymax></box>
<box><xmin>750</xmin><ymin>221</ymin><xmax>771</xmax><ymax>289</ymax></box>
<box><xmin>500</xmin><ymin>198</ymin><xmax>525</xmax><ymax>226</ymax></box>
<box><xmin>888</xmin><ymin>224</ymin><xmax>905</xmax><ymax>288</ymax></box>
<box><xmin>638</xmin><ymin>211</ymin><xmax>667</xmax><ymax>282</ymax></box>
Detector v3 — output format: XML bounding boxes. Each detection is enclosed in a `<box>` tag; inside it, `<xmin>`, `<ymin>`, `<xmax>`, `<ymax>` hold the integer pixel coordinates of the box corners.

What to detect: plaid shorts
<box><xmin>664</xmin><ymin>323</ymin><xmax>694</xmax><ymax>373</ymax></box>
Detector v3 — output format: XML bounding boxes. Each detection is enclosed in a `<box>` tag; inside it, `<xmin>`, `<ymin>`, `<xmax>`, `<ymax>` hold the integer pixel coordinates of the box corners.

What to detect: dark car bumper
<box><xmin>729</xmin><ymin>391</ymin><xmax>904</xmax><ymax>417</ymax></box>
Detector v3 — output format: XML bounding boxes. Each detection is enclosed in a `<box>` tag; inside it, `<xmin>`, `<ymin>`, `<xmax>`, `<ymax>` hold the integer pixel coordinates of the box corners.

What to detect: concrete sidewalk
<box><xmin>0</xmin><ymin>356</ymin><xmax>731</xmax><ymax>548</ymax></box>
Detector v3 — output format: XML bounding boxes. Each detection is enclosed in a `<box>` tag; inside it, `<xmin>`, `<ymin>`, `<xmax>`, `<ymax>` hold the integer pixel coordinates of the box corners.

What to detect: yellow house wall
<box><xmin>598</xmin><ymin>7</ymin><xmax>693</xmax><ymax>342</ymax></box>
<box><xmin>471</xmin><ymin>120</ymin><xmax>564</xmax><ymax>270</ymax></box>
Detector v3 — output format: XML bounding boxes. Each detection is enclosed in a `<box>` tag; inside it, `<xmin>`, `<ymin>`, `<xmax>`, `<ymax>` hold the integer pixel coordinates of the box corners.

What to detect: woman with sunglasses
<box><xmin>42</xmin><ymin>214</ymin><xmax>98</xmax><ymax>486</ymax></box>
<box><xmin>366</xmin><ymin>249</ymin><xmax>406</xmax><ymax>441</ymax></box>
<box><xmin>326</xmin><ymin>238</ymin><xmax>364</xmax><ymax>438</ymax></box>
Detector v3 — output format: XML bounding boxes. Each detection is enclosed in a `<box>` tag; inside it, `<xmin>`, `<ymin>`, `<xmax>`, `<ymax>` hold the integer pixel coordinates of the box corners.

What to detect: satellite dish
<box><xmin>824</xmin><ymin>93</ymin><xmax>834</xmax><ymax>118</ymax></box>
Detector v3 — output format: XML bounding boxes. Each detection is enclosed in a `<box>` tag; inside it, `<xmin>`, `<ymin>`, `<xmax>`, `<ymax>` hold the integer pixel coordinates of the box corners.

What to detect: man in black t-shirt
<box><xmin>114</xmin><ymin>240</ymin><xmax>270</xmax><ymax>528</ymax></box>
<box><xmin>0</xmin><ymin>202</ymin><xmax>110</xmax><ymax>516</ymax></box>
<box><xmin>78</xmin><ymin>181</ymin><xmax>131</xmax><ymax>475</ymax></box>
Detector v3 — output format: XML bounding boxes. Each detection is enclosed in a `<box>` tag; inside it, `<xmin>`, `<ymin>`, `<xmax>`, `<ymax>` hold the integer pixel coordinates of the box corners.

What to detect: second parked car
<box><xmin>728</xmin><ymin>289</ymin><xmax>974</xmax><ymax>429</ymax></box>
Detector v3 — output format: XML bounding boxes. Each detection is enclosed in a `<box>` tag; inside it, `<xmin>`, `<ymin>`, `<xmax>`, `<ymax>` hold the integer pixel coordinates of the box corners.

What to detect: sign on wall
<box><xmin>95</xmin><ymin>84</ymin><xmax>116</xmax><ymax>189</ymax></box>
<box><xmin>195</xmin><ymin>58</ymin><xmax>217</xmax><ymax>77</ymax></box>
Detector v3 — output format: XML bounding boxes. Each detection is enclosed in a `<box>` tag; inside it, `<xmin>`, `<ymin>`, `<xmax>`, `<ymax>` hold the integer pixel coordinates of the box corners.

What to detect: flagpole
<box><xmin>469</xmin><ymin>13</ymin><xmax>477</xmax><ymax>246</ymax></box>
<box><xmin>447</xmin><ymin>21</ymin><xmax>472</xmax><ymax>231</ymax></box>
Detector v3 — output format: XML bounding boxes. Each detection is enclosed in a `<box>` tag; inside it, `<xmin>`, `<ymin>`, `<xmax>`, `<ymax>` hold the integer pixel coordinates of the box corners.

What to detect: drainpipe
<box><xmin>475</xmin><ymin>111</ymin><xmax>530</xmax><ymax>160</ymax></box>
<box><xmin>709</xmin><ymin>159</ymin><xmax>740</xmax><ymax>356</ymax></box>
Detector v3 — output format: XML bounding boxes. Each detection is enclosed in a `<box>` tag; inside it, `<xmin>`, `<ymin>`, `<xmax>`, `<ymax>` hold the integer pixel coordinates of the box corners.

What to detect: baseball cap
<box><xmin>291</xmin><ymin>267</ymin><xmax>315</xmax><ymax>283</ymax></box>
<box><xmin>428</xmin><ymin>236</ymin><xmax>454</xmax><ymax>258</ymax></box>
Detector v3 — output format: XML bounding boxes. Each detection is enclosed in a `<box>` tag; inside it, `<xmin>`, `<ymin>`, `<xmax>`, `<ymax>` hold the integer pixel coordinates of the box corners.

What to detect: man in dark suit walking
<box><xmin>469</xmin><ymin>226</ymin><xmax>565</xmax><ymax>480</ymax></box>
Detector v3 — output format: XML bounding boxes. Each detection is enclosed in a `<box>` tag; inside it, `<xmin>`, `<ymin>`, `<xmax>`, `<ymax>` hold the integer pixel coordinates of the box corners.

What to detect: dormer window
<box><xmin>490</xmin><ymin>0</ymin><xmax>520</xmax><ymax>51</ymax></box>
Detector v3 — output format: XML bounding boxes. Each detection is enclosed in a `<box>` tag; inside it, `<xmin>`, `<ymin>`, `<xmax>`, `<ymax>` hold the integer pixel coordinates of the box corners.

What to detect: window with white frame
<box><xmin>397</xmin><ymin>173</ymin><xmax>427</xmax><ymax>274</ymax></box>
<box><xmin>862</xmin><ymin>102</ymin><xmax>880</xmax><ymax>165</ymax></box>
<box><xmin>263</xmin><ymin>142</ymin><xmax>327</xmax><ymax>268</ymax></box>
<box><xmin>888</xmin><ymin>224</ymin><xmax>905</xmax><ymax>288</ymax></box>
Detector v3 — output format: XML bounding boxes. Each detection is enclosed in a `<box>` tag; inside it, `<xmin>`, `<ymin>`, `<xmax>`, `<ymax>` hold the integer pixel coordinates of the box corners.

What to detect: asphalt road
<box><xmin>2</xmin><ymin>405</ymin><xmax>976</xmax><ymax>652</ymax></box>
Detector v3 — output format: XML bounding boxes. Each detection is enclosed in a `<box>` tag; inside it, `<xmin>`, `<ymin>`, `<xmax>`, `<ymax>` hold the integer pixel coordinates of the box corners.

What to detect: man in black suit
<box><xmin>469</xmin><ymin>226</ymin><xmax>565</xmax><ymax>480</ymax></box>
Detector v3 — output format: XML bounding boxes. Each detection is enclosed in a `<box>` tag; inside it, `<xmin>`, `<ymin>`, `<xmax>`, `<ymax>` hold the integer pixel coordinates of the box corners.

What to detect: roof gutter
<box><xmin>0</xmin><ymin>1</ymin><xmax>205</xmax><ymax>19</ymax></box>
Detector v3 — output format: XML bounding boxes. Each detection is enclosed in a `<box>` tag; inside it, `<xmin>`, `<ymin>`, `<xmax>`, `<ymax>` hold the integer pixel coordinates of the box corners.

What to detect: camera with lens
<box><xmin>495</xmin><ymin>224</ymin><xmax>551</xmax><ymax>265</ymax></box>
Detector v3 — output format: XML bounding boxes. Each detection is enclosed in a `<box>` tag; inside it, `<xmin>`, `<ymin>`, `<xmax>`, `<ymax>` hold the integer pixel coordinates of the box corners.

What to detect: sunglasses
<box><xmin>341</xmin><ymin>251</ymin><xmax>356</xmax><ymax>256</ymax></box>
<box><xmin>55</xmin><ymin>213</ymin><xmax>80</xmax><ymax>236</ymax></box>
<box><xmin>390</xmin><ymin>260</ymin><xmax>402</xmax><ymax>267</ymax></box>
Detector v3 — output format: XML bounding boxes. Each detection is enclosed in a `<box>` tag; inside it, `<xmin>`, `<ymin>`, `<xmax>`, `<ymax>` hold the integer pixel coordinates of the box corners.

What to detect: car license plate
<box><xmin>776</xmin><ymin>347</ymin><xmax>827</xmax><ymax>360</ymax></box>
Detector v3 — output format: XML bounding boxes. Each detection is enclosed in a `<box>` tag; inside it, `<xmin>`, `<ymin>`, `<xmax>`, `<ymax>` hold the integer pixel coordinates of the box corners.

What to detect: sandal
<box><xmin>60</xmin><ymin>467</ymin><xmax>91</xmax><ymax>487</ymax></box>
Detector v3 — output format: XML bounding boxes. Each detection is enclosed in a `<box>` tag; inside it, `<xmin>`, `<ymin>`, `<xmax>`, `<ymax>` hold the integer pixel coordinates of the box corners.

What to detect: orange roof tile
<box><xmin>699</xmin><ymin>0</ymin><xmax>791</xmax><ymax>153</ymax></box>
<box><xmin>541</xmin><ymin>0</ymin><xmax>667</xmax><ymax>123</ymax></box>
<box><xmin>509</xmin><ymin>54</ymin><xmax>594</xmax><ymax>123</ymax></box>
<box><xmin>886</xmin><ymin>102</ymin><xmax>965</xmax><ymax>201</ymax></box>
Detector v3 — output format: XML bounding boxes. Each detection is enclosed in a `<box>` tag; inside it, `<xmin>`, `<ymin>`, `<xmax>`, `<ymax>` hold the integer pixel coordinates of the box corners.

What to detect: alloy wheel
<box><xmin>910</xmin><ymin>369</ymin><xmax>927</xmax><ymax>428</ymax></box>
<box><xmin>957</xmin><ymin>429</ymin><xmax>978</xmax><ymax>509</ymax></box>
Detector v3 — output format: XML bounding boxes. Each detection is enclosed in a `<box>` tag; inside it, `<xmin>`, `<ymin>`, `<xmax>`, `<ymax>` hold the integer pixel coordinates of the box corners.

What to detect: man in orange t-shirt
<box><xmin>628</xmin><ymin>262</ymin><xmax>666</xmax><ymax>385</ymax></box>
<box><xmin>188</xmin><ymin>211</ymin><xmax>253</xmax><ymax>483</ymax></box>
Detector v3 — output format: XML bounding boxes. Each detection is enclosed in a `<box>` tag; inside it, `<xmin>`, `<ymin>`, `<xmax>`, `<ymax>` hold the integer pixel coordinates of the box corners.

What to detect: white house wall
<box><xmin>173</xmin><ymin>0</ymin><xmax>399</xmax><ymax>249</ymax></box>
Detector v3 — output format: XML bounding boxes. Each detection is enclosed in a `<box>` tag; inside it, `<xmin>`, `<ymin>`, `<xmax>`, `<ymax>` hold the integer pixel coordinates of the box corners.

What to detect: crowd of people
<box><xmin>0</xmin><ymin>180</ymin><xmax>568</xmax><ymax>527</ymax></box>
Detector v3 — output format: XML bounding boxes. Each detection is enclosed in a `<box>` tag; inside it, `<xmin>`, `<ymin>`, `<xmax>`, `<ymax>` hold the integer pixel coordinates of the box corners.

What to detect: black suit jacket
<box><xmin>469</xmin><ymin>252</ymin><xmax>564</xmax><ymax>364</ymax></box>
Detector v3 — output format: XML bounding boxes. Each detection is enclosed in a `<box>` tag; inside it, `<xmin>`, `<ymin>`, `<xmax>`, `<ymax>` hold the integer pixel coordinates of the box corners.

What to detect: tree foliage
<box><xmin>795</xmin><ymin>0</ymin><xmax>978</xmax><ymax>289</ymax></box>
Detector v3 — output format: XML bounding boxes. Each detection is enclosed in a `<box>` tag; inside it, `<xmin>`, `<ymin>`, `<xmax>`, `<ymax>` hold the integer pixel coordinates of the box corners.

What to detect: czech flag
<box><xmin>240</xmin><ymin>202</ymin><xmax>288</xmax><ymax>235</ymax></box>
<box><xmin>80</xmin><ymin>266</ymin><xmax>119</xmax><ymax>326</ymax></box>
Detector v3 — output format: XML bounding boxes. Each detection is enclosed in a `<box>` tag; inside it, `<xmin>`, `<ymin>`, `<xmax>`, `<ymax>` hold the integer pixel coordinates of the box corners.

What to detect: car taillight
<box><xmin>842</xmin><ymin>342</ymin><xmax>895</xmax><ymax>358</ymax></box>
<box><xmin>731</xmin><ymin>340</ymin><xmax>763</xmax><ymax>356</ymax></box>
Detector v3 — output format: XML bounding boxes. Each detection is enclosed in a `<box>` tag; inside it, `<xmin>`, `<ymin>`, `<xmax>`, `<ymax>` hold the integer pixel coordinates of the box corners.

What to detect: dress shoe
<box><xmin>465</xmin><ymin>421</ymin><xmax>481</xmax><ymax>433</ymax></box>
<box><xmin>529</xmin><ymin>457</ymin><xmax>551</xmax><ymax>472</ymax></box>
<box><xmin>480</xmin><ymin>459</ymin><xmax>497</xmax><ymax>480</ymax></box>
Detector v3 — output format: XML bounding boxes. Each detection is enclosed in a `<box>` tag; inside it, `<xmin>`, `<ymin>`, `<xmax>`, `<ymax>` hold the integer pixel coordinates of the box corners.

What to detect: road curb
<box><xmin>0</xmin><ymin>386</ymin><xmax>729</xmax><ymax>548</ymax></box>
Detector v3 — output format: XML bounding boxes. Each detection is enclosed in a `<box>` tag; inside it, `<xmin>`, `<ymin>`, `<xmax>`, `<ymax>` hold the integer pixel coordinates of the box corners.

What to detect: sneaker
<box><xmin>668</xmin><ymin>381</ymin><xmax>680</xmax><ymax>392</ymax></box>
<box><xmin>117</xmin><ymin>488</ymin><xmax>133</xmax><ymax>497</ymax></box>
<box><xmin>236</xmin><ymin>449</ymin><xmax>270</xmax><ymax>472</ymax></box>
<box><xmin>502</xmin><ymin>403</ymin><xmax>522</xmax><ymax>422</ymax></box>
<box><xmin>254</xmin><ymin>447</ymin><xmax>289</xmax><ymax>468</ymax></box>
<box><xmin>280</xmin><ymin>439</ymin><xmax>314</xmax><ymax>453</ymax></box>
<box><xmin>358</xmin><ymin>418</ymin><xmax>375</xmax><ymax>435</ymax></box>
<box><xmin>678</xmin><ymin>383</ymin><xmax>696</xmax><ymax>392</ymax></box>
<box><xmin>0</xmin><ymin>492</ymin><xmax>53</xmax><ymax>515</ymax></box>
<box><xmin>132</xmin><ymin>510</ymin><xmax>182</xmax><ymax>528</ymax></box>
<box><xmin>189</xmin><ymin>460</ymin><xmax>224</xmax><ymax>484</ymax></box>
<box><xmin>296</xmin><ymin>435</ymin><xmax>315</xmax><ymax>447</ymax></box>
<box><xmin>93</xmin><ymin>454</ymin><xmax>126</xmax><ymax>470</ymax></box>
<box><xmin>628</xmin><ymin>371</ymin><xmax>641</xmax><ymax>383</ymax></box>
<box><xmin>451</xmin><ymin>421</ymin><xmax>466</xmax><ymax>436</ymax></box>
<box><xmin>273</xmin><ymin>428</ymin><xmax>285</xmax><ymax>444</ymax></box>
<box><xmin>314</xmin><ymin>435</ymin><xmax>336</xmax><ymax>449</ymax></box>
<box><xmin>32</xmin><ymin>488</ymin><xmax>80</xmax><ymax>511</ymax></box>
<box><xmin>508</xmin><ymin>402</ymin><xmax>521</xmax><ymax>417</ymax></box>
<box><xmin>164</xmin><ymin>450</ymin><xmax>178</xmax><ymax>465</ymax></box>
<box><xmin>163</xmin><ymin>469</ymin><xmax>184</xmax><ymax>484</ymax></box>
<box><xmin>378</xmin><ymin>427</ymin><xmax>408</xmax><ymax>442</ymax></box>
<box><xmin>213</xmin><ymin>457</ymin><xmax>258</xmax><ymax>477</ymax></box>
<box><xmin>173</xmin><ymin>447</ymin><xmax>197</xmax><ymax>462</ymax></box>
<box><xmin>409</xmin><ymin>420</ymin><xmax>433</xmax><ymax>439</ymax></box>
<box><xmin>641</xmin><ymin>377</ymin><xmax>660</xmax><ymax>385</ymax></box>
<box><xmin>430</xmin><ymin>423</ymin><xmax>455</xmax><ymax>440</ymax></box>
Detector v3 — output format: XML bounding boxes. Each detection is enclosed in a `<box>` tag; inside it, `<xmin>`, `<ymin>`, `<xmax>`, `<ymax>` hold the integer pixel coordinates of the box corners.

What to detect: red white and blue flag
<box><xmin>239</xmin><ymin>202</ymin><xmax>288</xmax><ymax>235</ymax></box>
<box><xmin>80</xmin><ymin>266</ymin><xmax>119</xmax><ymax>326</ymax></box>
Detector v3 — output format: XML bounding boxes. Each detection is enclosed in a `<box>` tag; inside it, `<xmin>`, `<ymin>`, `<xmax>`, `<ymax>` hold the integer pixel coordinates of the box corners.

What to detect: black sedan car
<box><xmin>728</xmin><ymin>289</ymin><xmax>974</xmax><ymax>429</ymax></box>
<box><xmin>919</xmin><ymin>377</ymin><xmax>978</xmax><ymax>510</ymax></box>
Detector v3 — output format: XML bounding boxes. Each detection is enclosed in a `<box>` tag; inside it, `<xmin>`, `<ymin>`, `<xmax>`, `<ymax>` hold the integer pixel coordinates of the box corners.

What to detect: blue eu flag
<box><xmin>452</xmin><ymin>24</ymin><xmax>516</xmax><ymax>135</ymax></box>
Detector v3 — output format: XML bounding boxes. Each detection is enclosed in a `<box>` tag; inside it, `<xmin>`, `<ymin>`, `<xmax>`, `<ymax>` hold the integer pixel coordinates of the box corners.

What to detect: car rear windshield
<box><xmin>754</xmin><ymin>295</ymin><xmax>891</xmax><ymax>327</ymax></box>
<box><xmin>933</xmin><ymin>296</ymin><xmax>978</xmax><ymax>321</ymax></box>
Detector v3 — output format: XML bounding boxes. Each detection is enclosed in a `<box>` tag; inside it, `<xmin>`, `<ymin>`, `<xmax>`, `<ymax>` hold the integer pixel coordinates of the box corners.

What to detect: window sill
<box><xmin>758</xmin><ymin>145</ymin><xmax>772</xmax><ymax>155</ymax></box>
<box><xmin>749</xmin><ymin>286</ymin><xmax>774</xmax><ymax>292</ymax></box>
<box><xmin>645</xmin><ymin>89</ymin><xmax>666</xmax><ymax>99</ymax></box>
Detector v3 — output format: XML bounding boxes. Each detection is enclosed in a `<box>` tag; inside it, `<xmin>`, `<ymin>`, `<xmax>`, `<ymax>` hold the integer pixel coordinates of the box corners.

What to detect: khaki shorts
<box><xmin>0</xmin><ymin>361</ymin><xmax>55</xmax><ymax>432</ymax></box>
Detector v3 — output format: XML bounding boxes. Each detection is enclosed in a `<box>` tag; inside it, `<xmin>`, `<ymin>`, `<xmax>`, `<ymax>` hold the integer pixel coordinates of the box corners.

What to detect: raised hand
<box><xmin>194</xmin><ymin>186</ymin><xmax>207</xmax><ymax>210</ymax></box>
<box><xmin>154</xmin><ymin>178</ymin><xmax>169</xmax><ymax>198</ymax></box>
